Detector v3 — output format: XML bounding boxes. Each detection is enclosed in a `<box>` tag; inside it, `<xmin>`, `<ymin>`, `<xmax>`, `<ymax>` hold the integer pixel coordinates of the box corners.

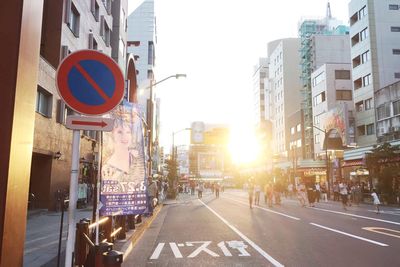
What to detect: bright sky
<box><xmin>130</xmin><ymin>0</ymin><xmax>350</xmax><ymax>156</ymax></box>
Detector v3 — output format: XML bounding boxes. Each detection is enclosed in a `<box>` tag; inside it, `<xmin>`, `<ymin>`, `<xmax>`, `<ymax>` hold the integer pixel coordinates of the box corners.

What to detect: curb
<box><xmin>116</xmin><ymin>204</ymin><xmax>163</xmax><ymax>261</ymax></box>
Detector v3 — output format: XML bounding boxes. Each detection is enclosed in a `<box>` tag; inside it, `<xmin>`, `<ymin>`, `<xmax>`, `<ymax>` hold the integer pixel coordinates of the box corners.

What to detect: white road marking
<box><xmin>223</xmin><ymin>196</ymin><xmax>300</xmax><ymax>221</ymax></box>
<box><xmin>363</xmin><ymin>227</ymin><xmax>400</xmax><ymax>239</ymax></box>
<box><xmin>169</xmin><ymin>242</ymin><xmax>183</xmax><ymax>258</ymax></box>
<box><xmin>187</xmin><ymin>241</ymin><xmax>219</xmax><ymax>258</ymax></box>
<box><xmin>149</xmin><ymin>243</ymin><xmax>165</xmax><ymax>260</ymax></box>
<box><xmin>310</xmin><ymin>223</ymin><xmax>388</xmax><ymax>247</ymax></box>
<box><xmin>178</xmin><ymin>243</ymin><xmax>185</xmax><ymax>247</ymax></box>
<box><xmin>227</xmin><ymin>240</ymin><xmax>250</xmax><ymax>257</ymax></box>
<box><xmin>311</xmin><ymin>207</ymin><xmax>400</xmax><ymax>226</ymax></box>
<box><xmin>199</xmin><ymin>199</ymin><xmax>284</xmax><ymax>267</ymax></box>
<box><xmin>218</xmin><ymin>241</ymin><xmax>232</xmax><ymax>256</ymax></box>
<box><xmin>367</xmin><ymin>210</ymin><xmax>400</xmax><ymax>216</ymax></box>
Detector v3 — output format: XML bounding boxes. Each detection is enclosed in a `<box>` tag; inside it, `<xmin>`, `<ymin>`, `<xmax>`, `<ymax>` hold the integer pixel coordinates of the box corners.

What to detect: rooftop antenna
<box><xmin>326</xmin><ymin>2</ymin><xmax>332</xmax><ymax>19</ymax></box>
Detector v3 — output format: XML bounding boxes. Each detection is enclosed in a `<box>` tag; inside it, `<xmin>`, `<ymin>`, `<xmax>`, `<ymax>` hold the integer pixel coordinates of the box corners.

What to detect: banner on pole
<box><xmin>100</xmin><ymin>101</ymin><xmax>147</xmax><ymax>215</ymax></box>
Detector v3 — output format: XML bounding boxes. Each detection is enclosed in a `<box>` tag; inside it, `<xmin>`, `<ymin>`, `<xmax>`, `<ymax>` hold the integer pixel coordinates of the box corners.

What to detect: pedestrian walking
<box><xmin>320</xmin><ymin>184</ymin><xmax>328</xmax><ymax>202</ymax></box>
<box><xmin>297</xmin><ymin>182</ymin><xmax>307</xmax><ymax>207</ymax></box>
<box><xmin>264</xmin><ymin>183</ymin><xmax>274</xmax><ymax>208</ymax></box>
<box><xmin>339</xmin><ymin>181</ymin><xmax>348</xmax><ymax>211</ymax></box>
<box><xmin>333</xmin><ymin>182</ymin><xmax>340</xmax><ymax>201</ymax></box>
<box><xmin>147</xmin><ymin>176</ymin><xmax>158</xmax><ymax>216</ymax></box>
<box><xmin>248</xmin><ymin>179</ymin><xmax>255</xmax><ymax>209</ymax></box>
<box><xmin>215</xmin><ymin>182</ymin><xmax>220</xmax><ymax>198</ymax></box>
<box><xmin>315</xmin><ymin>182</ymin><xmax>321</xmax><ymax>203</ymax></box>
<box><xmin>198</xmin><ymin>182</ymin><xmax>204</xmax><ymax>199</ymax></box>
<box><xmin>371</xmin><ymin>189</ymin><xmax>381</xmax><ymax>214</ymax></box>
<box><xmin>254</xmin><ymin>184</ymin><xmax>261</xmax><ymax>205</ymax></box>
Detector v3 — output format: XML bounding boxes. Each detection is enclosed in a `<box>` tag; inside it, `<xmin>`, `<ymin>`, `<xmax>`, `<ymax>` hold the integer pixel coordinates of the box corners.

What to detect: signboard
<box><xmin>66</xmin><ymin>115</ymin><xmax>114</xmax><ymax>131</ymax></box>
<box><xmin>323</xmin><ymin>103</ymin><xmax>355</xmax><ymax>146</ymax></box>
<box><xmin>100</xmin><ymin>102</ymin><xmax>147</xmax><ymax>215</ymax></box>
<box><xmin>56</xmin><ymin>50</ymin><xmax>124</xmax><ymax>116</ymax></box>
<box><xmin>191</xmin><ymin>121</ymin><xmax>205</xmax><ymax>144</ymax></box>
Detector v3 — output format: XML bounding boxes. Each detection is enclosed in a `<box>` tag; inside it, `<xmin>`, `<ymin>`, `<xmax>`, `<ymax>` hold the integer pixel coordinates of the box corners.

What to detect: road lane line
<box><xmin>363</xmin><ymin>227</ymin><xmax>400</xmax><ymax>239</ymax></box>
<box><xmin>311</xmin><ymin>207</ymin><xmax>400</xmax><ymax>226</ymax></box>
<box><xmin>199</xmin><ymin>199</ymin><xmax>284</xmax><ymax>267</ymax></box>
<box><xmin>149</xmin><ymin>242</ymin><xmax>165</xmax><ymax>260</ymax></box>
<box><xmin>222</xmin><ymin>196</ymin><xmax>300</xmax><ymax>221</ymax></box>
<box><xmin>310</xmin><ymin>223</ymin><xmax>388</xmax><ymax>247</ymax></box>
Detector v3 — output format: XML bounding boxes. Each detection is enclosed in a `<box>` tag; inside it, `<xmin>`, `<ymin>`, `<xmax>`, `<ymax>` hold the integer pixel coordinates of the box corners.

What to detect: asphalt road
<box><xmin>123</xmin><ymin>189</ymin><xmax>400</xmax><ymax>267</ymax></box>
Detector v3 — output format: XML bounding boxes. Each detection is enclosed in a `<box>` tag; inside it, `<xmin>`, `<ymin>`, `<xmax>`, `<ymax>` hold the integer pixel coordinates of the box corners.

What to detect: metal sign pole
<box><xmin>65</xmin><ymin>129</ymin><xmax>81</xmax><ymax>267</ymax></box>
<box><xmin>95</xmin><ymin>131</ymin><xmax>103</xmax><ymax>245</ymax></box>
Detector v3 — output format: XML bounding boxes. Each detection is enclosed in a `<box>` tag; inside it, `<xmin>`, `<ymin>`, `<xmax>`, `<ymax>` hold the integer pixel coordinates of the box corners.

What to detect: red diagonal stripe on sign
<box><xmin>74</xmin><ymin>63</ymin><xmax>111</xmax><ymax>101</ymax></box>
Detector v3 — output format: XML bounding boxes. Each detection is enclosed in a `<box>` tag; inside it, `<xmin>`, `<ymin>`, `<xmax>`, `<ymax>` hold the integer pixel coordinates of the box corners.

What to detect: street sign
<box><xmin>56</xmin><ymin>50</ymin><xmax>124</xmax><ymax>116</ymax></box>
<box><xmin>66</xmin><ymin>115</ymin><xmax>114</xmax><ymax>131</ymax></box>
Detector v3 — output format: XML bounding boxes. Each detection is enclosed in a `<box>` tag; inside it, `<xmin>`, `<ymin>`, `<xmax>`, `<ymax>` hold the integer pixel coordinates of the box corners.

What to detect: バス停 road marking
<box><xmin>199</xmin><ymin>199</ymin><xmax>284</xmax><ymax>267</ymax></box>
<box><xmin>187</xmin><ymin>241</ymin><xmax>219</xmax><ymax>258</ymax></box>
<box><xmin>363</xmin><ymin>227</ymin><xmax>400</xmax><ymax>239</ymax></box>
<box><xmin>311</xmin><ymin>207</ymin><xmax>400</xmax><ymax>226</ymax></box>
<box><xmin>169</xmin><ymin>242</ymin><xmax>183</xmax><ymax>258</ymax></box>
<box><xmin>149</xmin><ymin>243</ymin><xmax>165</xmax><ymax>260</ymax></box>
<box><xmin>222</xmin><ymin>196</ymin><xmax>300</xmax><ymax>221</ymax></box>
<box><xmin>310</xmin><ymin>223</ymin><xmax>388</xmax><ymax>247</ymax></box>
<box><xmin>218</xmin><ymin>241</ymin><xmax>232</xmax><ymax>256</ymax></box>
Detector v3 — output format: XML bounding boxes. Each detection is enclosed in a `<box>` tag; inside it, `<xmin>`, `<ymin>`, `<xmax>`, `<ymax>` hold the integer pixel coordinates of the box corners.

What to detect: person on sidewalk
<box><xmin>147</xmin><ymin>176</ymin><xmax>158</xmax><ymax>216</ymax></box>
<box><xmin>254</xmin><ymin>183</ymin><xmax>261</xmax><ymax>205</ymax></box>
<box><xmin>198</xmin><ymin>182</ymin><xmax>204</xmax><ymax>199</ymax></box>
<box><xmin>371</xmin><ymin>189</ymin><xmax>381</xmax><ymax>214</ymax></box>
<box><xmin>248</xmin><ymin>178</ymin><xmax>255</xmax><ymax>209</ymax></box>
<box><xmin>264</xmin><ymin>182</ymin><xmax>274</xmax><ymax>208</ymax></box>
<box><xmin>339</xmin><ymin>180</ymin><xmax>348</xmax><ymax>211</ymax></box>
<box><xmin>215</xmin><ymin>182</ymin><xmax>220</xmax><ymax>198</ymax></box>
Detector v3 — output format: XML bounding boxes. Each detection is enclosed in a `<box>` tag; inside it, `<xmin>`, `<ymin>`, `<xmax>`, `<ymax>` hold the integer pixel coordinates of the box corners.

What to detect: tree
<box><xmin>165</xmin><ymin>156</ymin><xmax>178</xmax><ymax>199</ymax></box>
<box><xmin>365</xmin><ymin>142</ymin><xmax>400</xmax><ymax>203</ymax></box>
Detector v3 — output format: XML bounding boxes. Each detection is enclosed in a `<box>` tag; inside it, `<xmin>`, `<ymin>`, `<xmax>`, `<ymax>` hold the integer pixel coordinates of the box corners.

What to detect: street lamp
<box><xmin>307</xmin><ymin>125</ymin><xmax>330</xmax><ymax>199</ymax></box>
<box><xmin>146</xmin><ymin>74</ymin><xmax>187</xmax><ymax>176</ymax></box>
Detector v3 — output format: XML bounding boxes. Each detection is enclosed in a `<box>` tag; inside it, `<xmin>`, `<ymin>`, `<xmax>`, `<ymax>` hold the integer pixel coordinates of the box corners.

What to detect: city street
<box><xmin>124</xmin><ymin>189</ymin><xmax>400</xmax><ymax>266</ymax></box>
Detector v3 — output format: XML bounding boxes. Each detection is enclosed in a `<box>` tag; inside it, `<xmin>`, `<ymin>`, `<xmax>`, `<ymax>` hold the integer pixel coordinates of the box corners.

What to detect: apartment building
<box><xmin>32</xmin><ymin>0</ymin><xmax>128</xmax><ymax>209</ymax></box>
<box><xmin>349</xmin><ymin>0</ymin><xmax>400</xmax><ymax>146</ymax></box>
<box><xmin>252</xmin><ymin>58</ymin><xmax>269</xmax><ymax>126</ymax></box>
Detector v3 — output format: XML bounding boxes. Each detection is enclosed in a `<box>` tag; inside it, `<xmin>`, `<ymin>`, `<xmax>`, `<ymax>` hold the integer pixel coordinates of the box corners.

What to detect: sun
<box><xmin>228</xmin><ymin>126</ymin><xmax>261</xmax><ymax>164</ymax></box>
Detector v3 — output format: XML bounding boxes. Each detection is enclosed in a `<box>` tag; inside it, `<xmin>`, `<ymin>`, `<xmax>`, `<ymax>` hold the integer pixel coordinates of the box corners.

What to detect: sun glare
<box><xmin>229</xmin><ymin>127</ymin><xmax>261</xmax><ymax>164</ymax></box>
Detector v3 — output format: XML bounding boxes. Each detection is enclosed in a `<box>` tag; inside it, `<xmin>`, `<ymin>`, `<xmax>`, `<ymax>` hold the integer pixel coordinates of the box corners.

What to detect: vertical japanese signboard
<box><xmin>100</xmin><ymin>101</ymin><xmax>147</xmax><ymax>215</ymax></box>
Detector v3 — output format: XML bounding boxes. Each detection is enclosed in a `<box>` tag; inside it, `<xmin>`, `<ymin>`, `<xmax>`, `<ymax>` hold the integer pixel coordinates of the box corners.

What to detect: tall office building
<box><xmin>349</xmin><ymin>0</ymin><xmax>400</xmax><ymax>146</ymax></box>
<box><xmin>127</xmin><ymin>0</ymin><xmax>156</xmax><ymax>112</ymax></box>
<box><xmin>252</xmin><ymin>58</ymin><xmax>269</xmax><ymax>126</ymax></box>
<box><xmin>298</xmin><ymin>2</ymin><xmax>349</xmax><ymax>159</ymax></box>
<box><xmin>267</xmin><ymin>39</ymin><xmax>302</xmax><ymax>156</ymax></box>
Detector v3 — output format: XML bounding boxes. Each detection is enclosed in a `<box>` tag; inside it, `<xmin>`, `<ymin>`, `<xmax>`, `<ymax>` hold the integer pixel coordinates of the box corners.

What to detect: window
<box><xmin>335</xmin><ymin>70</ymin><xmax>351</xmax><ymax>80</ymax></box>
<box><xmin>314</xmin><ymin>113</ymin><xmax>323</xmax><ymax>124</ymax></box>
<box><xmin>377</xmin><ymin>104</ymin><xmax>391</xmax><ymax>120</ymax></box>
<box><xmin>56</xmin><ymin>100</ymin><xmax>74</xmax><ymax>124</ymax></box>
<box><xmin>391</xmin><ymin>26</ymin><xmax>400</xmax><ymax>32</ymax></box>
<box><xmin>312</xmin><ymin>72</ymin><xmax>325</xmax><ymax>87</ymax></box>
<box><xmin>365</xmin><ymin>98</ymin><xmax>372</xmax><ymax>110</ymax></box>
<box><xmin>350</xmin><ymin>12</ymin><xmax>358</xmax><ymax>26</ymax></box>
<box><xmin>366</xmin><ymin>124</ymin><xmax>375</xmax><ymax>135</ymax></box>
<box><xmin>68</xmin><ymin>3</ymin><xmax>80</xmax><ymax>37</ymax></box>
<box><xmin>313</xmin><ymin>91</ymin><xmax>326</xmax><ymax>106</ymax></box>
<box><xmin>354</xmin><ymin>77</ymin><xmax>362</xmax><ymax>90</ymax></box>
<box><xmin>393</xmin><ymin>49</ymin><xmax>400</xmax><ymax>55</ymax></box>
<box><xmin>356</xmin><ymin>101</ymin><xmax>364</xmax><ymax>112</ymax></box>
<box><xmin>296</xmin><ymin>139</ymin><xmax>302</xmax><ymax>148</ymax></box>
<box><xmin>291</xmin><ymin>127</ymin><xmax>295</xmax><ymax>135</ymax></box>
<box><xmin>360</xmin><ymin>27</ymin><xmax>368</xmax><ymax>41</ymax></box>
<box><xmin>148</xmin><ymin>41</ymin><xmax>154</xmax><ymax>65</ymax></box>
<box><xmin>102</xmin><ymin>0</ymin><xmax>112</xmax><ymax>14</ymax></box>
<box><xmin>91</xmin><ymin>0</ymin><xmax>99</xmax><ymax>21</ymax></box>
<box><xmin>395</xmin><ymin>73</ymin><xmax>400</xmax><ymax>79</ymax></box>
<box><xmin>314</xmin><ymin>134</ymin><xmax>320</xmax><ymax>144</ymax></box>
<box><xmin>36</xmin><ymin>86</ymin><xmax>52</xmax><ymax>117</ymax></box>
<box><xmin>389</xmin><ymin>4</ymin><xmax>399</xmax><ymax>10</ymax></box>
<box><xmin>359</xmin><ymin>6</ymin><xmax>367</xmax><ymax>19</ymax></box>
<box><xmin>363</xmin><ymin>74</ymin><xmax>372</xmax><ymax>87</ymax></box>
<box><xmin>336</xmin><ymin>90</ymin><xmax>352</xmax><ymax>100</ymax></box>
<box><xmin>351</xmin><ymin>33</ymin><xmax>360</xmax><ymax>46</ymax></box>
<box><xmin>361</xmin><ymin>50</ymin><xmax>370</xmax><ymax>63</ymax></box>
<box><xmin>357</xmin><ymin>125</ymin><xmax>366</xmax><ymax>136</ymax></box>
<box><xmin>352</xmin><ymin>55</ymin><xmax>361</xmax><ymax>68</ymax></box>
<box><xmin>393</xmin><ymin>100</ymin><xmax>400</xmax><ymax>115</ymax></box>
<box><xmin>297</xmin><ymin>124</ymin><xmax>301</xmax><ymax>132</ymax></box>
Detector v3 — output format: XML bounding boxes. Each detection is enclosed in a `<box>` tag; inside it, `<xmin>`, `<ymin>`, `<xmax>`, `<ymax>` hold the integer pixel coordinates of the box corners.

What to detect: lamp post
<box><xmin>308</xmin><ymin>125</ymin><xmax>330</xmax><ymax>199</ymax></box>
<box><xmin>146</xmin><ymin>74</ymin><xmax>187</xmax><ymax>177</ymax></box>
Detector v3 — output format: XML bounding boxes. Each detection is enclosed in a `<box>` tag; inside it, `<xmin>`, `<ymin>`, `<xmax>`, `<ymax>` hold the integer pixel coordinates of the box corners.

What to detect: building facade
<box><xmin>32</xmin><ymin>0</ymin><xmax>129</xmax><ymax>209</ymax></box>
<box><xmin>311</xmin><ymin>63</ymin><xmax>355</xmax><ymax>157</ymax></box>
<box><xmin>252</xmin><ymin>58</ymin><xmax>269</xmax><ymax>126</ymax></box>
<box><xmin>349</xmin><ymin>0</ymin><xmax>400</xmax><ymax>146</ymax></box>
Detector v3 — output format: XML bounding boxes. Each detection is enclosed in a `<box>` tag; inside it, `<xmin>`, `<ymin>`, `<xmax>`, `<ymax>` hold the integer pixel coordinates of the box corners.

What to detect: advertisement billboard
<box><xmin>100</xmin><ymin>101</ymin><xmax>147</xmax><ymax>216</ymax></box>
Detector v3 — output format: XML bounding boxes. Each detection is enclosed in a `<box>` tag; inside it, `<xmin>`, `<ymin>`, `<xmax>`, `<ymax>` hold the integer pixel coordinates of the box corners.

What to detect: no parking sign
<box><xmin>56</xmin><ymin>50</ymin><xmax>124</xmax><ymax>115</ymax></box>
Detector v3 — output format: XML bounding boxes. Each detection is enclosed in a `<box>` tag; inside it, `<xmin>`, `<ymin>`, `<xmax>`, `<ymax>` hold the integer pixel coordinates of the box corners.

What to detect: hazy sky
<box><xmin>130</xmin><ymin>0</ymin><xmax>350</xmax><ymax>152</ymax></box>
